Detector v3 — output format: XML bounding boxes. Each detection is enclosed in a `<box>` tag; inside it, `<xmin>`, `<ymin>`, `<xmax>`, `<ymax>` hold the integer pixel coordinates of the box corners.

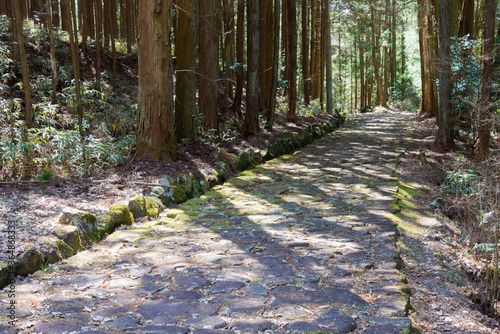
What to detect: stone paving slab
<box><xmin>1</xmin><ymin>112</ymin><xmax>414</xmax><ymax>333</ymax></box>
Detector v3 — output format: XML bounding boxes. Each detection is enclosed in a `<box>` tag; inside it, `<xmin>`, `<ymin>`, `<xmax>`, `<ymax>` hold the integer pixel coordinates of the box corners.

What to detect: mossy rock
<box><xmin>237</xmin><ymin>150</ymin><xmax>251</xmax><ymax>170</ymax></box>
<box><xmin>217</xmin><ymin>148</ymin><xmax>238</xmax><ymax>172</ymax></box>
<box><xmin>36</xmin><ymin>236</ymin><xmax>73</xmax><ymax>264</ymax></box>
<box><xmin>53</xmin><ymin>225</ymin><xmax>82</xmax><ymax>255</ymax></box>
<box><xmin>216</xmin><ymin>161</ymin><xmax>231</xmax><ymax>183</ymax></box>
<box><xmin>129</xmin><ymin>196</ymin><xmax>161</xmax><ymax>219</ymax></box>
<box><xmin>16</xmin><ymin>244</ymin><xmax>44</xmax><ymax>276</ymax></box>
<box><xmin>246</xmin><ymin>148</ymin><xmax>262</xmax><ymax>166</ymax></box>
<box><xmin>109</xmin><ymin>203</ymin><xmax>134</xmax><ymax>227</ymax></box>
<box><xmin>153</xmin><ymin>176</ymin><xmax>187</xmax><ymax>204</ymax></box>
<box><xmin>191</xmin><ymin>179</ymin><xmax>202</xmax><ymax>198</ymax></box>
<box><xmin>57</xmin><ymin>207</ymin><xmax>99</xmax><ymax>246</ymax></box>
<box><xmin>177</xmin><ymin>173</ymin><xmax>194</xmax><ymax>197</ymax></box>
<box><xmin>199</xmin><ymin>179</ymin><xmax>211</xmax><ymax>193</ymax></box>
<box><xmin>97</xmin><ymin>213</ymin><xmax>116</xmax><ymax>238</ymax></box>
<box><xmin>0</xmin><ymin>263</ymin><xmax>9</xmax><ymax>289</ymax></box>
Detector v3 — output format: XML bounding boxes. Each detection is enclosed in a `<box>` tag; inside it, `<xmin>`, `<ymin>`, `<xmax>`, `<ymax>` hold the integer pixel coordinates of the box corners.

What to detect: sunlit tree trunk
<box><xmin>325</xmin><ymin>0</ymin><xmax>332</xmax><ymax>115</ymax></box>
<box><xmin>95</xmin><ymin>0</ymin><xmax>102</xmax><ymax>85</ymax></box>
<box><xmin>370</xmin><ymin>1</ymin><xmax>387</xmax><ymax>106</ymax></box>
<box><xmin>136</xmin><ymin>0</ymin><xmax>176</xmax><ymax>161</ymax></box>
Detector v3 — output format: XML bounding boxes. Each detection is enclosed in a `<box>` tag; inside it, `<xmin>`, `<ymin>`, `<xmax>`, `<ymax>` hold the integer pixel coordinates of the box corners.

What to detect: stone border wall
<box><xmin>0</xmin><ymin>115</ymin><xmax>345</xmax><ymax>290</ymax></box>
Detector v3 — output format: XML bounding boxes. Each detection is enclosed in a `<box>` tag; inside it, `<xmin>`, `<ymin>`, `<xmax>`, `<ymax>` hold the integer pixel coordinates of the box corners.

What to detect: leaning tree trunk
<box><xmin>136</xmin><ymin>0</ymin><xmax>176</xmax><ymax>161</ymax></box>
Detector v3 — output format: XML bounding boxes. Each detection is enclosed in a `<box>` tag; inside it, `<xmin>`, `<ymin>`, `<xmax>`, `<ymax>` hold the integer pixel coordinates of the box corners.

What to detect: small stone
<box><xmin>230</xmin><ymin>320</ymin><xmax>276</xmax><ymax>332</ymax></box>
<box><xmin>283</xmin><ymin>321</ymin><xmax>323</xmax><ymax>333</ymax></box>
<box><xmin>287</xmin><ymin>242</ymin><xmax>311</xmax><ymax>248</ymax></box>
<box><xmin>109</xmin><ymin>203</ymin><xmax>134</xmax><ymax>227</ymax></box>
<box><xmin>57</xmin><ymin>207</ymin><xmax>100</xmax><ymax>245</ymax></box>
<box><xmin>159</xmin><ymin>290</ymin><xmax>203</xmax><ymax>301</ymax></box>
<box><xmin>365</xmin><ymin>325</ymin><xmax>400</xmax><ymax>334</ymax></box>
<box><xmin>245</xmin><ymin>283</ymin><xmax>268</xmax><ymax>296</ymax></box>
<box><xmin>101</xmin><ymin>315</ymin><xmax>139</xmax><ymax>330</ymax></box>
<box><xmin>141</xmin><ymin>325</ymin><xmax>189</xmax><ymax>334</ymax></box>
<box><xmin>173</xmin><ymin>277</ymin><xmax>210</xmax><ymax>290</ymax></box>
<box><xmin>34</xmin><ymin>319</ymin><xmax>84</xmax><ymax>333</ymax></box>
<box><xmin>184</xmin><ymin>316</ymin><xmax>227</xmax><ymax>329</ymax></box>
<box><xmin>210</xmin><ymin>281</ymin><xmax>244</xmax><ymax>294</ymax></box>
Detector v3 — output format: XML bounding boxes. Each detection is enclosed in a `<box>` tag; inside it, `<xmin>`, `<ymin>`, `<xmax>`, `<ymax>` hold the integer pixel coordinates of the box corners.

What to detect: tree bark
<box><xmin>46</xmin><ymin>0</ymin><xmax>58</xmax><ymax>104</ymax></box>
<box><xmin>435</xmin><ymin>0</ymin><xmax>455</xmax><ymax>147</ymax></box>
<box><xmin>287</xmin><ymin>0</ymin><xmax>297</xmax><ymax>122</ymax></box>
<box><xmin>266</xmin><ymin>0</ymin><xmax>280</xmax><ymax>130</ymax></box>
<box><xmin>13</xmin><ymin>0</ymin><xmax>32</xmax><ymax>126</ymax></box>
<box><xmin>232</xmin><ymin>0</ymin><xmax>245</xmax><ymax>117</ymax></box>
<box><xmin>95</xmin><ymin>0</ymin><xmax>102</xmax><ymax>85</ymax></box>
<box><xmin>476</xmin><ymin>0</ymin><xmax>496</xmax><ymax>160</ymax></box>
<box><xmin>325</xmin><ymin>0</ymin><xmax>333</xmax><ymax>115</ymax></box>
<box><xmin>302</xmin><ymin>0</ymin><xmax>310</xmax><ymax>105</ymax></box>
<box><xmin>175</xmin><ymin>0</ymin><xmax>197</xmax><ymax>142</ymax></box>
<box><xmin>136</xmin><ymin>0</ymin><xmax>176</xmax><ymax>161</ymax></box>
<box><xmin>370</xmin><ymin>1</ymin><xmax>387</xmax><ymax>106</ymax></box>
<box><xmin>199</xmin><ymin>0</ymin><xmax>221</xmax><ymax>131</ymax></box>
<box><xmin>242</xmin><ymin>0</ymin><xmax>260</xmax><ymax>136</ymax></box>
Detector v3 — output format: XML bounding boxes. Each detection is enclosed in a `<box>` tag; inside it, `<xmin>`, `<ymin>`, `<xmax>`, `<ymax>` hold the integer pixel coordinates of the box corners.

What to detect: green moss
<box><xmin>200</xmin><ymin>191</ymin><xmax>224</xmax><ymax>201</ymax></box>
<box><xmin>109</xmin><ymin>203</ymin><xmax>134</xmax><ymax>226</ymax></box>
<box><xmin>97</xmin><ymin>213</ymin><xmax>115</xmax><ymax>237</ymax></box>
<box><xmin>397</xmin><ymin>181</ymin><xmax>421</xmax><ymax>199</ymax></box>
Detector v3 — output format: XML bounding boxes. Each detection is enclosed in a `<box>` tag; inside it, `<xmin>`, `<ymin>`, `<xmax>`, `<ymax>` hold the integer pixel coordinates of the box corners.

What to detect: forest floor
<box><xmin>1</xmin><ymin>110</ymin><xmax>498</xmax><ymax>333</ymax></box>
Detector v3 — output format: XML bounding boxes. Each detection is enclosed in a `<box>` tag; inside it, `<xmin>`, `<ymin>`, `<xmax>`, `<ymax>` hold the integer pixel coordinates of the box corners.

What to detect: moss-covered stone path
<box><xmin>2</xmin><ymin>112</ymin><xmax>415</xmax><ymax>333</ymax></box>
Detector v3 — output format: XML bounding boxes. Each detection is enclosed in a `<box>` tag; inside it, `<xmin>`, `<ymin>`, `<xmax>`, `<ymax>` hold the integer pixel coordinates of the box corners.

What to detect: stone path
<box><xmin>2</xmin><ymin>112</ymin><xmax>415</xmax><ymax>333</ymax></box>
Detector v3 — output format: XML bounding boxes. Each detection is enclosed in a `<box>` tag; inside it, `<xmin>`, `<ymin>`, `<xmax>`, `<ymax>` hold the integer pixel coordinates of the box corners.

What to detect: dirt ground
<box><xmin>394</xmin><ymin>114</ymin><xmax>500</xmax><ymax>333</ymax></box>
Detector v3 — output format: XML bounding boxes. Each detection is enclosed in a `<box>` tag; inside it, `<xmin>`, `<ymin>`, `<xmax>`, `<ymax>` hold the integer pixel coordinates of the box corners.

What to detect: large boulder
<box><xmin>35</xmin><ymin>236</ymin><xmax>73</xmax><ymax>264</ymax></box>
<box><xmin>53</xmin><ymin>225</ymin><xmax>82</xmax><ymax>255</ymax></box>
<box><xmin>16</xmin><ymin>244</ymin><xmax>44</xmax><ymax>276</ymax></box>
<box><xmin>58</xmin><ymin>208</ymin><xmax>99</xmax><ymax>246</ymax></box>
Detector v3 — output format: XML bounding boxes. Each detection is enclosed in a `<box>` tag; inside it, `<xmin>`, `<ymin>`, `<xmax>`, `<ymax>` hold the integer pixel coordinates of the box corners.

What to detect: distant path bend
<box><xmin>3</xmin><ymin>111</ymin><xmax>416</xmax><ymax>334</ymax></box>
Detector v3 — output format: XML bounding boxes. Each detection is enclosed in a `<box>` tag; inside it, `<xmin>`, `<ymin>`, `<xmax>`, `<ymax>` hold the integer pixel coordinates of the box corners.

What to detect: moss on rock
<box><xmin>109</xmin><ymin>203</ymin><xmax>134</xmax><ymax>227</ymax></box>
<box><xmin>36</xmin><ymin>236</ymin><xmax>73</xmax><ymax>264</ymax></box>
<box><xmin>57</xmin><ymin>207</ymin><xmax>99</xmax><ymax>246</ymax></box>
<box><xmin>16</xmin><ymin>244</ymin><xmax>44</xmax><ymax>276</ymax></box>
<box><xmin>0</xmin><ymin>263</ymin><xmax>9</xmax><ymax>289</ymax></box>
<box><xmin>53</xmin><ymin>225</ymin><xmax>82</xmax><ymax>255</ymax></box>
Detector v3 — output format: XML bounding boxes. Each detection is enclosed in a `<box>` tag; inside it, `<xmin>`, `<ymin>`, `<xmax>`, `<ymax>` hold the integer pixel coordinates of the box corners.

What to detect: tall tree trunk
<box><xmin>370</xmin><ymin>1</ymin><xmax>387</xmax><ymax>106</ymax></box>
<box><xmin>360</xmin><ymin>33</ymin><xmax>365</xmax><ymax>109</ymax></box>
<box><xmin>136</xmin><ymin>0</ymin><xmax>176</xmax><ymax>161</ymax></box>
<box><xmin>60</xmin><ymin>0</ymin><xmax>70</xmax><ymax>31</ymax></box>
<box><xmin>242</xmin><ymin>0</ymin><xmax>260</xmax><ymax>136</ymax></box>
<box><xmin>259</xmin><ymin>0</ymin><xmax>268</xmax><ymax>112</ymax></box>
<box><xmin>391</xmin><ymin>0</ymin><xmax>396</xmax><ymax>88</ymax></box>
<box><xmin>199</xmin><ymin>0</ymin><xmax>221</xmax><ymax>131</ymax></box>
<box><xmin>70</xmin><ymin>0</ymin><xmax>83</xmax><ymax>137</ymax></box>
<box><xmin>287</xmin><ymin>0</ymin><xmax>297</xmax><ymax>122</ymax></box>
<box><xmin>435</xmin><ymin>0</ymin><xmax>455</xmax><ymax>147</ymax></box>
<box><xmin>476</xmin><ymin>0</ymin><xmax>496</xmax><ymax>160</ymax></box>
<box><xmin>302</xmin><ymin>0</ymin><xmax>310</xmax><ymax>105</ymax></box>
<box><xmin>175</xmin><ymin>0</ymin><xmax>197</xmax><ymax>142</ymax></box>
<box><xmin>46</xmin><ymin>0</ymin><xmax>58</xmax><ymax>104</ymax></box>
<box><xmin>232</xmin><ymin>0</ymin><xmax>244</xmax><ymax>117</ymax></box>
<box><xmin>222</xmin><ymin>0</ymin><xmax>235</xmax><ymax>103</ymax></box>
<box><xmin>266</xmin><ymin>0</ymin><xmax>280</xmax><ymax>130</ymax></box>
<box><xmin>13</xmin><ymin>0</ymin><xmax>32</xmax><ymax>126</ymax></box>
<box><xmin>126</xmin><ymin>0</ymin><xmax>133</xmax><ymax>54</ymax></box>
<box><xmin>95</xmin><ymin>0</ymin><xmax>102</xmax><ymax>85</ymax></box>
<box><xmin>52</xmin><ymin>0</ymin><xmax>60</xmax><ymax>27</ymax></box>
<box><xmin>109</xmin><ymin>0</ymin><xmax>118</xmax><ymax>89</ymax></box>
<box><xmin>418</xmin><ymin>0</ymin><xmax>433</xmax><ymax>116</ymax></box>
<box><xmin>325</xmin><ymin>0</ymin><xmax>333</xmax><ymax>115</ymax></box>
<box><xmin>459</xmin><ymin>0</ymin><xmax>475</xmax><ymax>37</ymax></box>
